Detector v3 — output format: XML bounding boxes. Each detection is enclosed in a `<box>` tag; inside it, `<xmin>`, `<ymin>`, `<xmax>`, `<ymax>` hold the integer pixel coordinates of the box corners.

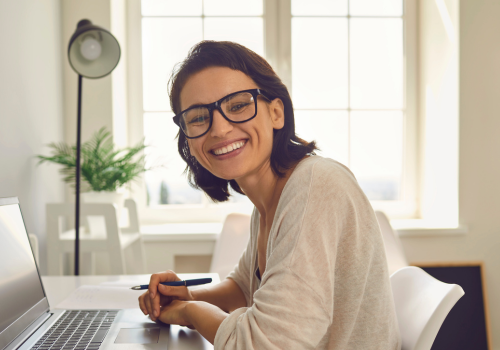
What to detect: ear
<box><xmin>269</xmin><ymin>98</ymin><xmax>285</xmax><ymax>130</ymax></box>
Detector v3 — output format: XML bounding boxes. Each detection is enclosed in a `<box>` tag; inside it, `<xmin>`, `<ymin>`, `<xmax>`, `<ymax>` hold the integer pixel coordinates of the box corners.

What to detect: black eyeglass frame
<box><xmin>172</xmin><ymin>88</ymin><xmax>272</xmax><ymax>139</ymax></box>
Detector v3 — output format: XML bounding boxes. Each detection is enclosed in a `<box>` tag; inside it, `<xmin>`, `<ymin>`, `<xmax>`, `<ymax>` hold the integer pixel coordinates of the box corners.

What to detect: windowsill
<box><xmin>139</xmin><ymin>219</ymin><xmax>467</xmax><ymax>242</ymax></box>
<box><xmin>390</xmin><ymin>219</ymin><xmax>468</xmax><ymax>237</ymax></box>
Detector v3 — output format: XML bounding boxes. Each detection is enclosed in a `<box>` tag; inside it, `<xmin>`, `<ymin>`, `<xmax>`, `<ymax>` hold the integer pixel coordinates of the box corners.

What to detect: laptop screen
<box><xmin>0</xmin><ymin>202</ymin><xmax>46</xmax><ymax>335</ymax></box>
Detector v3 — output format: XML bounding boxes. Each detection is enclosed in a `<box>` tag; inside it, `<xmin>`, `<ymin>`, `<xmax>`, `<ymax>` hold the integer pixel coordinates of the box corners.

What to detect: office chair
<box><xmin>210</xmin><ymin>213</ymin><xmax>251</xmax><ymax>279</ymax></box>
<box><xmin>375</xmin><ymin>211</ymin><xmax>408</xmax><ymax>275</ymax></box>
<box><xmin>390</xmin><ymin>266</ymin><xmax>465</xmax><ymax>350</ymax></box>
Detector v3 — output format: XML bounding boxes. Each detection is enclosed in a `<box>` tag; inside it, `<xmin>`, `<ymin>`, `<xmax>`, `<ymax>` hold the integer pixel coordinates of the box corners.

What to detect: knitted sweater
<box><xmin>215</xmin><ymin>156</ymin><xmax>401</xmax><ymax>349</ymax></box>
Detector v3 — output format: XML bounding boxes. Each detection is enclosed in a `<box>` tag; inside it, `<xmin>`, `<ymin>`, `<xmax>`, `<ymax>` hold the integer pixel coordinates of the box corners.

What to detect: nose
<box><xmin>210</xmin><ymin>109</ymin><xmax>233</xmax><ymax>138</ymax></box>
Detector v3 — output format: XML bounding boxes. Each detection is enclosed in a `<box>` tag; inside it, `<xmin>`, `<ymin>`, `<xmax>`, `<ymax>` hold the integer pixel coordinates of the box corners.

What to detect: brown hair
<box><xmin>168</xmin><ymin>41</ymin><xmax>317</xmax><ymax>202</ymax></box>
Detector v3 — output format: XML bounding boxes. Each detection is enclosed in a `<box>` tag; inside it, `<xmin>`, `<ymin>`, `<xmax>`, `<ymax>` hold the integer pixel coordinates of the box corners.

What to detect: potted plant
<box><xmin>37</xmin><ymin>127</ymin><xmax>150</xmax><ymax>223</ymax></box>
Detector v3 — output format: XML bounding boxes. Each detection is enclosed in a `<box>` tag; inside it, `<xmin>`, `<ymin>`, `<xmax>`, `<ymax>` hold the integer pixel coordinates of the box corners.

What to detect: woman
<box><xmin>138</xmin><ymin>41</ymin><xmax>401</xmax><ymax>349</ymax></box>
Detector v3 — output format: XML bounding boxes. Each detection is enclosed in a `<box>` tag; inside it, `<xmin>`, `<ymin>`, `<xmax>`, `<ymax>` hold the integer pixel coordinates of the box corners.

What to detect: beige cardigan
<box><xmin>214</xmin><ymin>156</ymin><xmax>401</xmax><ymax>349</ymax></box>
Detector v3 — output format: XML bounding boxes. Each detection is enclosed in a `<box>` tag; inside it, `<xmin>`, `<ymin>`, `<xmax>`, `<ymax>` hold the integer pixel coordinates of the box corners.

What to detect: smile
<box><xmin>212</xmin><ymin>140</ymin><xmax>246</xmax><ymax>155</ymax></box>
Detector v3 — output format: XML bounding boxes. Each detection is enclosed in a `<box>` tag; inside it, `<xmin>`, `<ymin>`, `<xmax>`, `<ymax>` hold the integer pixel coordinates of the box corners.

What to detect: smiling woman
<box><xmin>169</xmin><ymin>42</ymin><xmax>317</xmax><ymax>202</ymax></box>
<box><xmin>137</xmin><ymin>41</ymin><xmax>401</xmax><ymax>349</ymax></box>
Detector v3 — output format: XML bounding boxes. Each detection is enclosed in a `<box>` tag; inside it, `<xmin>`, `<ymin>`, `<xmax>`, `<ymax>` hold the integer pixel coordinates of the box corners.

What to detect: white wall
<box><xmin>0</xmin><ymin>0</ymin><xmax>65</xmax><ymax>274</ymax></box>
<box><xmin>401</xmin><ymin>0</ymin><xmax>500</xmax><ymax>347</ymax></box>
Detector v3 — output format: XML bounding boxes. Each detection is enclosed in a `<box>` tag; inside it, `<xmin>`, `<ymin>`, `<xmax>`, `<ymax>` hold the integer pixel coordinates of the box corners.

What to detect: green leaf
<box><xmin>36</xmin><ymin>127</ymin><xmax>159</xmax><ymax>192</ymax></box>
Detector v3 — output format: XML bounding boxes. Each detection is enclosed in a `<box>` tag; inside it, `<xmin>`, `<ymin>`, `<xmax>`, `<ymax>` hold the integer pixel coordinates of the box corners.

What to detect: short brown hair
<box><xmin>168</xmin><ymin>41</ymin><xmax>317</xmax><ymax>202</ymax></box>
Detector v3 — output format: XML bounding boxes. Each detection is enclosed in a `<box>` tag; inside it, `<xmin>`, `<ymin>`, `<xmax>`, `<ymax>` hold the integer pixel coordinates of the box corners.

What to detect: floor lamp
<box><xmin>67</xmin><ymin>19</ymin><xmax>120</xmax><ymax>275</ymax></box>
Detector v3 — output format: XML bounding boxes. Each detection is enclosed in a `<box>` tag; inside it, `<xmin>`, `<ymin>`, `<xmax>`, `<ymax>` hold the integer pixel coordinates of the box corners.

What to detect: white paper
<box><xmin>99</xmin><ymin>280</ymin><xmax>143</xmax><ymax>288</ymax></box>
<box><xmin>55</xmin><ymin>285</ymin><xmax>143</xmax><ymax>310</ymax></box>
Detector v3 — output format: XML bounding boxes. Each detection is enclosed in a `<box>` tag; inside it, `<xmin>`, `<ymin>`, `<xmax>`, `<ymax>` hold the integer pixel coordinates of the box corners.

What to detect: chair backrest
<box><xmin>28</xmin><ymin>233</ymin><xmax>39</xmax><ymax>265</ymax></box>
<box><xmin>390</xmin><ymin>266</ymin><xmax>465</xmax><ymax>350</ymax></box>
<box><xmin>46</xmin><ymin>203</ymin><xmax>126</xmax><ymax>275</ymax></box>
<box><xmin>210</xmin><ymin>213</ymin><xmax>251</xmax><ymax>279</ymax></box>
<box><xmin>375</xmin><ymin>211</ymin><xmax>408</xmax><ymax>275</ymax></box>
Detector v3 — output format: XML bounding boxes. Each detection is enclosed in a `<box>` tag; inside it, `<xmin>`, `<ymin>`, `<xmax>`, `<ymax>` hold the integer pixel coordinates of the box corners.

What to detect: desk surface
<box><xmin>41</xmin><ymin>274</ymin><xmax>219</xmax><ymax>350</ymax></box>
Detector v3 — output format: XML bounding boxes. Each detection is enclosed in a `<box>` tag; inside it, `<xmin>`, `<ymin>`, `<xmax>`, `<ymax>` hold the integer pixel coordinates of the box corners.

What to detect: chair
<box><xmin>390</xmin><ymin>266</ymin><xmax>465</xmax><ymax>350</ymax></box>
<box><xmin>28</xmin><ymin>233</ymin><xmax>39</xmax><ymax>265</ymax></box>
<box><xmin>47</xmin><ymin>199</ymin><xmax>146</xmax><ymax>275</ymax></box>
<box><xmin>210</xmin><ymin>213</ymin><xmax>251</xmax><ymax>279</ymax></box>
<box><xmin>375</xmin><ymin>211</ymin><xmax>408</xmax><ymax>275</ymax></box>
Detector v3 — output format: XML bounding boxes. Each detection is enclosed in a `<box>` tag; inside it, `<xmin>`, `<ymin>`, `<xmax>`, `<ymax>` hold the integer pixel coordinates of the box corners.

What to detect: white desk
<box><xmin>41</xmin><ymin>273</ymin><xmax>219</xmax><ymax>350</ymax></box>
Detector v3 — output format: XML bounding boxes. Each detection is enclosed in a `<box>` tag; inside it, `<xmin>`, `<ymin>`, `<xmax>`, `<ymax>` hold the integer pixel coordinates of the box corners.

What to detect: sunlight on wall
<box><xmin>420</xmin><ymin>0</ymin><xmax>459</xmax><ymax>227</ymax></box>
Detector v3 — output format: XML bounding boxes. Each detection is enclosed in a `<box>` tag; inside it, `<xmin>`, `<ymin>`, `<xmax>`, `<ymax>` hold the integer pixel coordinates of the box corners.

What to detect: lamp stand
<box><xmin>75</xmin><ymin>74</ymin><xmax>83</xmax><ymax>276</ymax></box>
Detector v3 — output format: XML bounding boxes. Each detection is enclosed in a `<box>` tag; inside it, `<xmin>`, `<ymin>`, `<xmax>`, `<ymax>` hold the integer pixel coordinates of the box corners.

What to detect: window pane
<box><xmin>350</xmin><ymin>18</ymin><xmax>403</xmax><ymax>109</ymax></box>
<box><xmin>294</xmin><ymin>110</ymin><xmax>349</xmax><ymax>165</ymax></box>
<box><xmin>292</xmin><ymin>0</ymin><xmax>347</xmax><ymax>16</ymax></box>
<box><xmin>349</xmin><ymin>111</ymin><xmax>403</xmax><ymax>200</ymax></box>
<box><xmin>349</xmin><ymin>0</ymin><xmax>403</xmax><ymax>16</ymax></box>
<box><xmin>204</xmin><ymin>18</ymin><xmax>264</xmax><ymax>57</ymax></box>
<box><xmin>142</xmin><ymin>0</ymin><xmax>202</xmax><ymax>16</ymax></box>
<box><xmin>144</xmin><ymin>112</ymin><xmax>202</xmax><ymax>205</ymax></box>
<box><xmin>292</xmin><ymin>18</ymin><xmax>348</xmax><ymax>109</ymax></box>
<box><xmin>142</xmin><ymin>18</ymin><xmax>202</xmax><ymax>111</ymax></box>
<box><xmin>204</xmin><ymin>0</ymin><xmax>263</xmax><ymax>16</ymax></box>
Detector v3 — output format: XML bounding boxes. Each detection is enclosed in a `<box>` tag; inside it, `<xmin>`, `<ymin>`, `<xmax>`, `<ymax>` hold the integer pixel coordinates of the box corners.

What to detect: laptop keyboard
<box><xmin>30</xmin><ymin>310</ymin><xmax>118</xmax><ymax>350</ymax></box>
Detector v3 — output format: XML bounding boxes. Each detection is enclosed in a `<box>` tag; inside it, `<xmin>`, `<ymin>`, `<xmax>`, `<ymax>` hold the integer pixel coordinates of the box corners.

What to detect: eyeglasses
<box><xmin>172</xmin><ymin>88</ymin><xmax>271</xmax><ymax>139</ymax></box>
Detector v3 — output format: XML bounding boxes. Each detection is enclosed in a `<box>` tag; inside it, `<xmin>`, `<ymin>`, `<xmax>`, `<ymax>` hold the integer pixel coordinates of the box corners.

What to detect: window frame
<box><xmin>126</xmin><ymin>0</ymin><xmax>418</xmax><ymax>223</ymax></box>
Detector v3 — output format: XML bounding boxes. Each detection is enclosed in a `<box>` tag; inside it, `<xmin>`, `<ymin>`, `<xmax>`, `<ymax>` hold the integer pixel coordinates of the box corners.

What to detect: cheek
<box><xmin>187</xmin><ymin>139</ymin><xmax>204</xmax><ymax>160</ymax></box>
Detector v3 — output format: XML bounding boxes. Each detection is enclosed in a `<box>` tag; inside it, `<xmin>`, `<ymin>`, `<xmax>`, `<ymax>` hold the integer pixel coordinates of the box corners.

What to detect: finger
<box><xmin>152</xmin><ymin>290</ymin><xmax>162</xmax><ymax>318</ymax></box>
<box><xmin>138</xmin><ymin>293</ymin><xmax>148</xmax><ymax>315</ymax></box>
<box><xmin>148</xmin><ymin>270</ymin><xmax>180</xmax><ymax>300</ymax></box>
<box><xmin>158</xmin><ymin>284</ymin><xmax>192</xmax><ymax>300</ymax></box>
<box><xmin>146</xmin><ymin>293</ymin><xmax>159</xmax><ymax>321</ymax></box>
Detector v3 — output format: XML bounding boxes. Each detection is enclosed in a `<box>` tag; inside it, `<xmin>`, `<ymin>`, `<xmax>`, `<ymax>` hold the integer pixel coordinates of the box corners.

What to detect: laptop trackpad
<box><xmin>114</xmin><ymin>328</ymin><xmax>160</xmax><ymax>344</ymax></box>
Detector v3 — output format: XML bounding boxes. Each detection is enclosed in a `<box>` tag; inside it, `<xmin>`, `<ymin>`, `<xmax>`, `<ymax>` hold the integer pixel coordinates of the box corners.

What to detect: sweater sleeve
<box><xmin>214</xmin><ymin>268</ymin><xmax>330</xmax><ymax>349</ymax></box>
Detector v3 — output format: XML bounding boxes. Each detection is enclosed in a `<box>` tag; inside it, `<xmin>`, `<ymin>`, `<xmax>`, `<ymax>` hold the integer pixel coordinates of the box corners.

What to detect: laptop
<box><xmin>0</xmin><ymin>197</ymin><xmax>210</xmax><ymax>350</ymax></box>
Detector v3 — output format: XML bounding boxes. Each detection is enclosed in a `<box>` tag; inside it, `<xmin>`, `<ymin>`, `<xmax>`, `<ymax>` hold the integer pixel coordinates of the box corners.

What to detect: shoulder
<box><xmin>287</xmin><ymin>156</ymin><xmax>364</xmax><ymax>202</ymax></box>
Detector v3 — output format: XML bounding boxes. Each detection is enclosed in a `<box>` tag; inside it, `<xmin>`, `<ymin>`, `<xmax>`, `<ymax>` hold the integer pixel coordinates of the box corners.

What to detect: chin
<box><xmin>213</xmin><ymin>170</ymin><xmax>245</xmax><ymax>181</ymax></box>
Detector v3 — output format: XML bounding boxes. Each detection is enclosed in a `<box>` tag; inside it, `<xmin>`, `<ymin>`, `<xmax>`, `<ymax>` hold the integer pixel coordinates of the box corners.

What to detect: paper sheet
<box><xmin>55</xmin><ymin>274</ymin><xmax>220</xmax><ymax>310</ymax></box>
<box><xmin>55</xmin><ymin>285</ymin><xmax>143</xmax><ymax>310</ymax></box>
<box><xmin>99</xmin><ymin>280</ymin><xmax>143</xmax><ymax>288</ymax></box>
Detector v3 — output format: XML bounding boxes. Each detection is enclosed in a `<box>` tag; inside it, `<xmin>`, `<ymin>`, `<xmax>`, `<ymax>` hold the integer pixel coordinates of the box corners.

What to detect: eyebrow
<box><xmin>184</xmin><ymin>102</ymin><xmax>208</xmax><ymax>111</ymax></box>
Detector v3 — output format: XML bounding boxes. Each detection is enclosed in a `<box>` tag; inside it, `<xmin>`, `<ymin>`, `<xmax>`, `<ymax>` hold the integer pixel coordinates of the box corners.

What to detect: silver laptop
<box><xmin>0</xmin><ymin>197</ymin><xmax>211</xmax><ymax>350</ymax></box>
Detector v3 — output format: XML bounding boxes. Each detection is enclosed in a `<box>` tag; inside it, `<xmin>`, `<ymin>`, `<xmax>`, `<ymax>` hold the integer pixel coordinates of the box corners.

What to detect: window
<box><xmin>141</xmin><ymin>0</ymin><xmax>263</xmax><ymax>207</ymax></box>
<box><xmin>127</xmin><ymin>0</ymin><xmax>417</xmax><ymax>222</ymax></box>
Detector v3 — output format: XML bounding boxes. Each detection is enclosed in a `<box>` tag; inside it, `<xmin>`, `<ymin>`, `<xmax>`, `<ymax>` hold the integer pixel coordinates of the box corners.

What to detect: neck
<box><xmin>236</xmin><ymin>159</ymin><xmax>298</xmax><ymax>220</ymax></box>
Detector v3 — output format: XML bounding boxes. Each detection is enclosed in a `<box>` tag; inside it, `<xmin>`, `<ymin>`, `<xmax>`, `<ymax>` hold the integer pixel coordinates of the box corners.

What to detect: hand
<box><xmin>138</xmin><ymin>270</ymin><xmax>194</xmax><ymax>321</ymax></box>
<box><xmin>157</xmin><ymin>299</ymin><xmax>194</xmax><ymax>327</ymax></box>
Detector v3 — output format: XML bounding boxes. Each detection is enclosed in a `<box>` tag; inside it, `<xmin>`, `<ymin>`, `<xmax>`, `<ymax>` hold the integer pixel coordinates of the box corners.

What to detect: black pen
<box><xmin>130</xmin><ymin>277</ymin><xmax>212</xmax><ymax>290</ymax></box>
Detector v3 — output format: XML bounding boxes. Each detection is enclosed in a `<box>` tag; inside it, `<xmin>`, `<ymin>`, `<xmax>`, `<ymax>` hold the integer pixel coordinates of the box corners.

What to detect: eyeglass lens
<box><xmin>180</xmin><ymin>92</ymin><xmax>256</xmax><ymax>138</ymax></box>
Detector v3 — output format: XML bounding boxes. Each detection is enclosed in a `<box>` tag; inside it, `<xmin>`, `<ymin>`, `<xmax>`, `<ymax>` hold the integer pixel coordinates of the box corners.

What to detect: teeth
<box><xmin>213</xmin><ymin>141</ymin><xmax>245</xmax><ymax>155</ymax></box>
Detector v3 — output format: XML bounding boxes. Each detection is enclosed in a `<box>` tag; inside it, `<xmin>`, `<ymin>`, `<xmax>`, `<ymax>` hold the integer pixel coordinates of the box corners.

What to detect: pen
<box><xmin>130</xmin><ymin>277</ymin><xmax>212</xmax><ymax>290</ymax></box>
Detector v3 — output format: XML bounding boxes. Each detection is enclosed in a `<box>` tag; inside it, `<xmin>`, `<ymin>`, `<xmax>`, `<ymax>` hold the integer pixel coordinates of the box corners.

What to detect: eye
<box><xmin>188</xmin><ymin>115</ymin><xmax>209</xmax><ymax>125</ymax></box>
<box><xmin>229</xmin><ymin>102</ymin><xmax>250</xmax><ymax>113</ymax></box>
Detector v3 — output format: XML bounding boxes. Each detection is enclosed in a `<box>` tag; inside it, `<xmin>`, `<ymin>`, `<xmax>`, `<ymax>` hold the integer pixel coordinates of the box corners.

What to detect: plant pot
<box><xmin>81</xmin><ymin>191</ymin><xmax>125</xmax><ymax>234</ymax></box>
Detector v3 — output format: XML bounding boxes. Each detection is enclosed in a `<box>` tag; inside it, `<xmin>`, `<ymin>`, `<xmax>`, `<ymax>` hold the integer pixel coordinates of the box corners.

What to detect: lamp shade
<box><xmin>68</xmin><ymin>19</ymin><xmax>120</xmax><ymax>79</ymax></box>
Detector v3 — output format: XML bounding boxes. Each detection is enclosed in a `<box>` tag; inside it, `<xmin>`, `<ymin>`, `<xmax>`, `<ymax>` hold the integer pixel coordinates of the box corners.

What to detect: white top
<box><xmin>214</xmin><ymin>156</ymin><xmax>401</xmax><ymax>349</ymax></box>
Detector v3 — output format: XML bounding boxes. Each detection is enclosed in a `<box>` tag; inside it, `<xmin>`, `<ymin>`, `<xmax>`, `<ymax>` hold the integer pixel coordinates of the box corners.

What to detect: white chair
<box><xmin>47</xmin><ymin>199</ymin><xmax>146</xmax><ymax>275</ymax></box>
<box><xmin>210</xmin><ymin>213</ymin><xmax>251</xmax><ymax>279</ymax></box>
<box><xmin>390</xmin><ymin>266</ymin><xmax>465</xmax><ymax>350</ymax></box>
<box><xmin>28</xmin><ymin>233</ymin><xmax>39</xmax><ymax>266</ymax></box>
<box><xmin>375</xmin><ymin>211</ymin><xmax>408</xmax><ymax>275</ymax></box>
